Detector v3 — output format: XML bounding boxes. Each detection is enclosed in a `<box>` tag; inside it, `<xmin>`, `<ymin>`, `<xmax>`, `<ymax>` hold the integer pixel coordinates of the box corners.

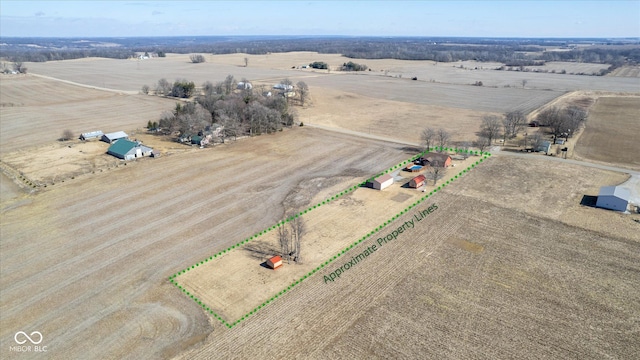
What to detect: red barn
<box><xmin>409</xmin><ymin>174</ymin><xmax>426</xmax><ymax>188</ymax></box>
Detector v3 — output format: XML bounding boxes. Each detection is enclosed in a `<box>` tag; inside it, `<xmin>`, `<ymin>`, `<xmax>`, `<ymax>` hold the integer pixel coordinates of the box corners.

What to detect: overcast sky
<box><xmin>1</xmin><ymin>0</ymin><xmax>638</xmax><ymax>38</ymax></box>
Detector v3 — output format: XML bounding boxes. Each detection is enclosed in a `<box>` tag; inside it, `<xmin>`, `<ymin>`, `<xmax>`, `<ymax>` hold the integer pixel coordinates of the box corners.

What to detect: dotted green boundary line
<box><xmin>169</xmin><ymin>147</ymin><xmax>491</xmax><ymax>328</ymax></box>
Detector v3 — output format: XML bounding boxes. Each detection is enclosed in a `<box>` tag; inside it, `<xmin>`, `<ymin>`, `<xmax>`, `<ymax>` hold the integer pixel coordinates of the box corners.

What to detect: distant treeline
<box><xmin>2</xmin><ymin>36</ymin><xmax>638</xmax><ymax>65</ymax></box>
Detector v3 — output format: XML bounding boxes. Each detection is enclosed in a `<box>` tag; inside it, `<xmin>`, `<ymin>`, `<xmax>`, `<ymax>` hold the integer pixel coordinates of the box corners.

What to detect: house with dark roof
<box><xmin>107</xmin><ymin>139</ymin><xmax>153</xmax><ymax>161</ymax></box>
<box><xmin>420</xmin><ymin>153</ymin><xmax>452</xmax><ymax>168</ymax></box>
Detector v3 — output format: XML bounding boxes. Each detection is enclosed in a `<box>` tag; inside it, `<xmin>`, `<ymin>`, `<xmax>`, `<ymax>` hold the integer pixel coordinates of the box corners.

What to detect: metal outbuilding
<box><xmin>101</xmin><ymin>131</ymin><xmax>128</xmax><ymax>144</ymax></box>
<box><xmin>372</xmin><ymin>174</ymin><xmax>393</xmax><ymax>190</ymax></box>
<box><xmin>596</xmin><ymin>186</ymin><xmax>630</xmax><ymax>212</ymax></box>
<box><xmin>80</xmin><ymin>130</ymin><xmax>104</xmax><ymax>140</ymax></box>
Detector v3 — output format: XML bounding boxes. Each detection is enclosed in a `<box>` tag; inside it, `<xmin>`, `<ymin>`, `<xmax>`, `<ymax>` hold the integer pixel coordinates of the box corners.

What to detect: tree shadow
<box><xmin>243</xmin><ymin>240</ymin><xmax>279</xmax><ymax>262</ymax></box>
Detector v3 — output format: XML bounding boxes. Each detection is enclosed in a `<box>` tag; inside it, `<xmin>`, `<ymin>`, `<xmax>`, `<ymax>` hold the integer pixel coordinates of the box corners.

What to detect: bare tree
<box><xmin>537</xmin><ymin>107</ymin><xmax>568</xmax><ymax>143</ymax></box>
<box><xmin>223</xmin><ymin>75</ymin><xmax>235</xmax><ymax>95</ymax></box>
<box><xmin>530</xmin><ymin>132</ymin><xmax>544</xmax><ymax>151</ymax></box>
<box><xmin>289</xmin><ymin>215</ymin><xmax>305</xmax><ymax>264</ymax></box>
<box><xmin>155</xmin><ymin>78</ymin><xmax>172</xmax><ymax>96</ymax></box>
<box><xmin>277</xmin><ymin>222</ymin><xmax>291</xmax><ymax>264</ymax></box>
<box><xmin>140</xmin><ymin>84</ymin><xmax>150</xmax><ymax>95</ymax></box>
<box><xmin>296</xmin><ymin>81</ymin><xmax>309</xmax><ymax>106</ymax></box>
<box><xmin>479</xmin><ymin>115</ymin><xmax>502</xmax><ymax>146</ymax></box>
<box><xmin>458</xmin><ymin>141</ymin><xmax>471</xmax><ymax>159</ymax></box>
<box><xmin>202</xmin><ymin>81</ymin><xmax>215</xmax><ymax>96</ymax></box>
<box><xmin>502</xmin><ymin>110</ymin><xmax>526</xmax><ymax>141</ymax></box>
<box><xmin>427</xmin><ymin>160</ymin><xmax>444</xmax><ymax>185</ymax></box>
<box><xmin>436</xmin><ymin>128</ymin><xmax>451</xmax><ymax>152</ymax></box>
<box><xmin>564</xmin><ymin>105</ymin><xmax>587</xmax><ymax>139</ymax></box>
<box><xmin>244</xmin><ymin>57</ymin><xmax>249</xmax><ymax>67</ymax></box>
<box><xmin>61</xmin><ymin>129</ymin><xmax>74</xmax><ymax>141</ymax></box>
<box><xmin>522</xmin><ymin>79</ymin><xmax>528</xmax><ymax>88</ymax></box>
<box><xmin>473</xmin><ymin>136</ymin><xmax>489</xmax><ymax>154</ymax></box>
<box><xmin>421</xmin><ymin>128</ymin><xmax>436</xmax><ymax>151</ymax></box>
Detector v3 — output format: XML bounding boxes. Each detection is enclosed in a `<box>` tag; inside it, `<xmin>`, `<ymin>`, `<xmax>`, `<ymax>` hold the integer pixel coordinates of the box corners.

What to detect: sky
<box><xmin>0</xmin><ymin>0</ymin><xmax>638</xmax><ymax>38</ymax></box>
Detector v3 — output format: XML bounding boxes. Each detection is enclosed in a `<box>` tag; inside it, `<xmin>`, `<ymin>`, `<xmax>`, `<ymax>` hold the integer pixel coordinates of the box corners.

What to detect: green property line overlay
<box><xmin>170</xmin><ymin>147</ymin><xmax>492</xmax><ymax>328</ymax></box>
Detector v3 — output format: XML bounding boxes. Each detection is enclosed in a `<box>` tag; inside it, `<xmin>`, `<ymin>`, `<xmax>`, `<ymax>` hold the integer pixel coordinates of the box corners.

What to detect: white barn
<box><xmin>596</xmin><ymin>186</ymin><xmax>630</xmax><ymax>212</ymax></box>
<box><xmin>372</xmin><ymin>174</ymin><xmax>393</xmax><ymax>190</ymax></box>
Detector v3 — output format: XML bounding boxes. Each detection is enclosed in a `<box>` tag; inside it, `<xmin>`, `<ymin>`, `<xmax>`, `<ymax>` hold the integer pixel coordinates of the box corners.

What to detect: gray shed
<box><xmin>101</xmin><ymin>131</ymin><xmax>128</xmax><ymax>143</ymax></box>
<box><xmin>596</xmin><ymin>186</ymin><xmax>630</xmax><ymax>212</ymax></box>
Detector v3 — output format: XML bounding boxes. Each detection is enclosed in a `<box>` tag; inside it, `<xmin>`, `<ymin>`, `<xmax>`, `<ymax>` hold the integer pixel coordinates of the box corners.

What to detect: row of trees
<box><xmin>472</xmin><ymin>106</ymin><xmax>586</xmax><ymax>152</ymax></box>
<box><xmin>420</xmin><ymin>128</ymin><xmax>452</xmax><ymax>152</ymax></box>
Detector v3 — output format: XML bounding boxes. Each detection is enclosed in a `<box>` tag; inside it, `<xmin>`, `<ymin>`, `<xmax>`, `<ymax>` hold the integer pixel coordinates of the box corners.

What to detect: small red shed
<box><xmin>267</xmin><ymin>255</ymin><xmax>283</xmax><ymax>270</ymax></box>
<box><xmin>409</xmin><ymin>174</ymin><xmax>426</xmax><ymax>188</ymax></box>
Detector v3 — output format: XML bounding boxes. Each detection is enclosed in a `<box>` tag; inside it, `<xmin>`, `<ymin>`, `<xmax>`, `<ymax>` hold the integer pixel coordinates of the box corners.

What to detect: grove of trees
<box><xmin>151</xmin><ymin>75</ymin><xmax>301</xmax><ymax>143</ymax></box>
<box><xmin>341</xmin><ymin>61</ymin><xmax>368</xmax><ymax>71</ymax></box>
<box><xmin>189</xmin><ymin>54</ymin><xmax>206</xmax><ymax>63</ymax></box>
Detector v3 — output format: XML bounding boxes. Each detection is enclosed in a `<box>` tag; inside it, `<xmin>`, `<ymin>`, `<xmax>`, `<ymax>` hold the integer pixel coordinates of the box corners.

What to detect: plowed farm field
<box><xmin>177</xmin><ymin>156</ymin><xmax>640</xmax><ymax>360</ymax></box>
<box><xmin>574</xmin><ymin>96</ymin><xmax>640</xmax><ymax>170</ymax></box>
<box><xmin>0</xmin><ymin>128</ymin><xmax>415</xmax><ymax>359</ymax></box>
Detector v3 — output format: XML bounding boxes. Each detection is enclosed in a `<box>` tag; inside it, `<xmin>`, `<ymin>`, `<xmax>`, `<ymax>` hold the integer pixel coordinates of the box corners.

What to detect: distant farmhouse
<box><xmin>79</xmin><ymin>130</ymin><xmax>104</xmax><ymax>141</ymax></box>
<box><xmin>237</xmin><ymin>81</ymin><xmax>252</xmax><ymax>90</ymax></box>
<box><xmin>107</xmin><ymin>139</ymin><xmax>153</xmax><ymax>161</ymax></box>
<box><xmin>596</xmin><ymin>186</ymin><xmax>630</xmax><ymax>212</ymax></box>
<box><xmin>101</xmin><ymin>131</ymin><xmax>128</xmax><ymax>144</ymax></box>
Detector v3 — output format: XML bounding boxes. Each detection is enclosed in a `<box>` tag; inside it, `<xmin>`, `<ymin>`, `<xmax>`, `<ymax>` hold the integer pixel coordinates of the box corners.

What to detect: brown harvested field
<box><xmin>25</xmin><ymin>52</ymin><xmax>640</xmax><ymax>94</ymax></box>
<box><xmin>300</xmin><ymin>88</ymin><xmax>494</xmax><ymax>144</ymax></box>
<box><xmin>608</xmin><ymin>65</ymin><xmax>640</xmax><ymax>78</ymax></box>
<box><xmin>0</xmin><ymin>74</ymin><xmax>176</xmax><ymax>154</ymax></box>
<box><xmin>2</xmin><ymin>50</ymin><xmax>639</xmax><ymax>360</ymax></box>
<box><xmin>574</xmin><ymin>96</ymin><xmax>640</xmax><ymax>170</ymax></box>
<box><xmin>0</xmin><ymin>127</ymin><xmax>417</xmax><ymax>359</ymax></box>
<box><xmin>177</xmin><ymin>156</ymin><xmax>476</xmax><ymax>324</ymax></box>
<box><xmin>177</xmin><ymin>156</ymin><xmax>640</xmax><ymax>360</ymax></box>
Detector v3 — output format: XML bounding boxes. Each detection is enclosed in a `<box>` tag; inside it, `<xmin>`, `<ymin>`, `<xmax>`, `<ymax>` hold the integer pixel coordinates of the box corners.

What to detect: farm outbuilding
<box><xmin>536</xmin><ymin>141</ymin><xmax>552</xmax><ymax>153</ymax></box>
<box><xmin>596</xmin><ymin>186</ymin><xmax>630</xmax><ymax>212</ymax></box>
<box><xmin>101</xmin><ymin>131</ymin><xmax>128</xmax><ymax>144</ymax></box>
<box><xmin>372</xmin><ymin>174</ymin><xmax>393</xmax><ymax>190</ymax></box>
<box><xmin>80</xmin><ymin>130</ymin><xmax>104</xmax><ymax>140</ymax></box>
<box><xmin>107</xmin><ymin>139</ymin><xmax>153</xmax><ymax>161</ymax></box>
<box><xmin>266</xmin><ymin>255</ymin><xmax>283</xmax><ymax>270</ymax></box>
<box><xmin>237</xmin><ymin>81</ymin><xmax>252</xmax><ymax>90</ymax></box>
<box><xmin>409</xmin><ymin>175</ymin><xmax>426</xmax><ymax>188</ymax></box>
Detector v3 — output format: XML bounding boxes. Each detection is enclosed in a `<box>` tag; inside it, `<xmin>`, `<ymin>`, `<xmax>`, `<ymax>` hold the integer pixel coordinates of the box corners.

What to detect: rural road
<box><xmin>29</xmin><ymin>72</ymin><xmax>139</xmax><ymax>95</ymax></box>
<box><xmin>305</xmin><ymin>122</ymin><xmax>640</xmax><ymax>176</ymax></box>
